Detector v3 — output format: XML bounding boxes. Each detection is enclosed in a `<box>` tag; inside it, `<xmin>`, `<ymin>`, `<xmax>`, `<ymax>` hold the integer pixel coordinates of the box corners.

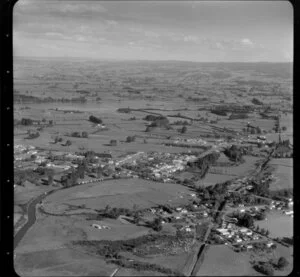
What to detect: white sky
<box><xmin>13</xmin><ymin>0</ymin><xmax>293</xmax><ymax>62</ymax></box>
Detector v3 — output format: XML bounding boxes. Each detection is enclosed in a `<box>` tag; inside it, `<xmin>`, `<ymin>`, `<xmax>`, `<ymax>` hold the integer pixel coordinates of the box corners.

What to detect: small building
<box><xmin>266</xmin><ymin>242</ymin><xmax>274</xmax><ymax>248</ymax></box>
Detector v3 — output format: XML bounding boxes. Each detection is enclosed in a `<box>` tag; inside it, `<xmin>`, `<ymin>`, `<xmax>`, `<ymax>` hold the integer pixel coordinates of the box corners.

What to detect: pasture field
<box><xmin>14</xmin><ymin>248</ymin><xmax>116</xmax><ymax>276</ymax></box>
<box><xmin>198</xmin><ymin>155</ymin><xmax>259</xmax><ymax>187</ymax></box>
<box><xmin>43</xmin><ymin>178</ymin><xmax>193</xmax><ymax>212</ymax></box>
<box><xmin>255</xmin><ymin>210</ymin><xmax>293</xmax><ymax>238</ymax></box>
<box><xmin>269</xmin><ymin>158</ymin><xmax>293</xmax><ymax>191</ymax></box>
<box><xmin>196</xmin><ymin>245</ymin><xmax>258</xmax><ymax>276</ymax></box>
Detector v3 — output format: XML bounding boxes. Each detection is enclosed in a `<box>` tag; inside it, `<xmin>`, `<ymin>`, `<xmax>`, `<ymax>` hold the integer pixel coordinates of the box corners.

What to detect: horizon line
<box><xmin>14</xmin><ymin>55</ymin><xmax>293</xmax><ymax>64</ymax></box>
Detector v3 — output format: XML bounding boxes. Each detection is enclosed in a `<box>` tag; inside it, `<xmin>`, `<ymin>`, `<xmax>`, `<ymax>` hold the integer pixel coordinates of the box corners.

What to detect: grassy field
<box><xmin>198</xmin><ymin>155</ymin><xmax>259</xmax><ymax>187</ymax></box>
<box><xmin>14</xmin><ymin>248</ymin><xmax>116</xmax><ymax>276</ymax></box>
<box><xmin>43</xmin><ymin>178</ymin><xmax>193</xmax><ymax>212</ymax></box>
<box><xmin>268</xmin><ymin>158</ymin><xmax>293</xmax><ymax>191</ymax></box>
<box><xmin>196</xmin><ymin>245</ymin><xmax>258</xmax><ymax>276</ymax></box>
<box><xmin>255</xmin><ymin>210</ymin><xmax>293</xmax><ymax>238</ymax></box>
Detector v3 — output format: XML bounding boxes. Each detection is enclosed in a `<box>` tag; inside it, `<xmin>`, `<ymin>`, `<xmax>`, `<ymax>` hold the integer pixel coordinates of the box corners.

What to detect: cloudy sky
<box><xmin>14</xmin><ymin>0</ymin><xmax>293</xmax><ymax>62</ymax></box>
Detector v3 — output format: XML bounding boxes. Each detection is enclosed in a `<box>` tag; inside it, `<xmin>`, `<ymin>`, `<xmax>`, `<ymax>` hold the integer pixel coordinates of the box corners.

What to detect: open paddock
<box><xmin>43</xmin><ymin>178</ymin><xmax>193</xmax><ymax>212</ymax></box>
<box><xmin>14</xmin><ymin>247</ymin><xmax>116</xmax><ymax>276</ymax></box>
<box><xmin>268</xmin><ymin>158</ymin><xmax>293</xmax><ymax>191</ymax></box>
<box><xmin>255</xmin><ymin>210</ymin><xmax>293</xmax><ymax>238</ymax></box>
<box><xmin>196</xmin><ymin>245</ymin><xmax>257</xmax><ymax>276</ymax></box>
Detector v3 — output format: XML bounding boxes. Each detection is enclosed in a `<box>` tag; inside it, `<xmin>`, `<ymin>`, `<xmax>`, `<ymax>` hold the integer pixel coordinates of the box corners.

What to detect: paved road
<box><xmin>14</xmin><ymin>190</ymin><xmax>55</xmax><ymax>249</ymax></box>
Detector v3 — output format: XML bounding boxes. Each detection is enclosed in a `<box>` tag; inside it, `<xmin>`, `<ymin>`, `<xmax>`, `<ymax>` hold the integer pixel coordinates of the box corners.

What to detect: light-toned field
<box><xmin>43</xmin><ymin>178</ymin><xmax>193</xmax><ymax>212</ymax></box>
<box><xmin>15</xmin><ymin>213</ymin><xmax>152</xmax><ymax>254</ymax></box>
<box><xmin>199</xmin><ymin>155</ymin><xmax>259</xmax><ymax>187</ymax></box>
<box><xmin>14</xmin><ymin>181</ymin><xmax>53</xmax><ymax>205</ymax></box>
<box><xmin>268</xmin><ymin>158</ymin><xmax>293</xmax><ymax>191</ymax></box>
<box><xmin>255</xmin><ymin>210</ymin><xmax>293</xmax><ymax>238</ymax></box>
<box><xmin>14</xmin><ymin>248</ymin><xmax>116</xmax><ymax>276</ymax></box>
<box><xmin>196</xmin><ymin>245</ymin><xmax>257</xmax><ymax>276</ymax></box>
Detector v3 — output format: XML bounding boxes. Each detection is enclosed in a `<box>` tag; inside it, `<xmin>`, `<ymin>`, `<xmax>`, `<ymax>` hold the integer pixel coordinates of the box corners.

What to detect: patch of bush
<box><xmin>25</xmin><ymin>131</ymin><xmax>40</xmax><ymax>139</ymax></box>
<box><xmin>277</xmin><ymin>257</ymin><xmax>289</xmax><ymax>270</ymax></box>
<box><xmin>21</xmin><ymin>118</ymin><xmax>33</xmax><ymax>126</ymax></box>
<box><xmin>252</xmin><ymin>98</ymin><xmax>264</xmax><ymax>105</ymax></box>
<box><xmin>89</xmin><ymin>115</ymin><xmax>102</xmax><ymax>124</ymax></box>
<box><xmin>126</xmin><ymin>136</ymin><xmax>136</xmax><ymax>143</ymax></box>
<box><xmin>110</xmin><ymin>139</ymin><xmax>117</xmax><ymax>146</ymax></box>
<box><xmin>253</xmin><ymin>262</ymin><xmax>274</xmax><ymax>276</ymax></box>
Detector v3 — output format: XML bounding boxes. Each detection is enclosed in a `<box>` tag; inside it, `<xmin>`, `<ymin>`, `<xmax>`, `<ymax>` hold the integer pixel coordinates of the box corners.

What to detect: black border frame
<box><xmin>0</xmin><ymin>0</ymin><xmax>298</xmax><ymax>276</ymax></box>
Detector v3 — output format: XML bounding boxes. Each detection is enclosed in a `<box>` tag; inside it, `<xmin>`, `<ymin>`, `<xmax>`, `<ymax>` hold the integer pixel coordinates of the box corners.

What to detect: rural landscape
<box><xmin>13</xmin><ymin>1</ymin><xmax>293</xmax><ymax>276</ymax></box>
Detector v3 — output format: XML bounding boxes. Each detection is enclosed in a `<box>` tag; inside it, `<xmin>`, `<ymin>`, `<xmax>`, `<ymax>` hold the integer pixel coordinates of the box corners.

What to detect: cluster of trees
<box><xmin>147</xmin><ymin>116</ymin><xmax>171</xmax><ymax>130</ymax></box>
<box><xmin>112</xmin><ymin>258</ymin><xmax>183</xmax><ymax>276</ymax></box>
<box><xmin>126</xmin><ymin>136</ymin><xmax>136</xmax><ymax>143</ymax></box>
<box><xmin>20</xmin><ymin>118</ymin><xmax>33</xmax><ymax>126</ymax></box>
<box><xmin>149</xmin><ymin>217</ymin><xmax>162</xmax><ymax>231</ymax></box>
<box><xmin>254</xmin><ymin>225</ymin><xmax>270</xmax><ymax>236</ymax></box>
<box><xmin>60</xmin><ymin>163</ymin><xmax>86</xmax><ymax>187</ymax></box>
<box><xmin>252</xmin><ymin>180</ymin><xmax>270</xmax><ymax>197</ymax></box>
<box><xmin>14</xmin><ymin>170</ymin><xmax>37</xmax><ymax>186</ymax></box>
<box><xmin>25</xmin><ymin>131</ymin><xmax>40</xmax><ymax>139</ymax></box>
<box><xmin>253</xmin><ymin>257</ymin><xmax>289</xmax><ymax>276</ymax></box>
<box><xmin>252</xmin><ymin>98</ymin><xmax>264</xmax><ymax>105</ymax></box>
<box><xmin>89</xmin><ymin>115</ymin><xmax>102</xmax><ymax>124</ymax></box>
<box><xmin>117</xmin><ymin>107</ymin><xmax>131</xmax><ymax>113</ymax></box>
<box><xmin>110</xmin><ymin>139</ymin><xmax>117</xmax><ymax>146</ymax></box>
<box><xmin>171</xmin><ymin>120</ymin><xmax>190</xmax><ymax>126</ymax></box>
<box><xmin>229</xmin><ymin>113</ymin><xmax>248</xmax><ymax>120</ymax></box>
<box><xmin>62</xmin><ymin>140</ymin><xmax>71</xmax><ymax>146</ymax></box>
<box><xmin>69</xmin><ymin>131</ymin><xmax>89</xmax><ymax>138</ymax></box>
<box><xmin>253</xmin><ymin>262</ymin><xmax>274</xmax><ymax>276</ymax></box>
<box><xmin>246</xmin><ymin>126</ymin><xmax>262</xmax><ymax>134</ymax></box>
<box><xmin>236</xmin><ymin>213</ymin><xmax>254</xmax><ymax>228</ymax></box>
<box><xmin>187</xmin><ymin>152</ymin><xmax>220</xmax><ymax>179</ymax></box>
<box><xmin>98</xmin><ymin>205</ymin><xmax>140</xmax><ymax>221</ymax></box>
<box><xmin>53</xmin><ymin>136</ymin><xmax>63</xmax><ymax>143</ymax></box>
<box><xmin>178</xmin><ymin>126</ymin><xmax>187</xmax><ymax>134</ymax></box>
<box><xmin>223</xmin><ymin>145</ymin><xmax>244</xmax><ymax>163</ymax></box>
<box><xmin>210</xmin><ymin>109</ymin><xmax>227</xmax><ymax>116</ymax></box>
<box><xmin>15</xmin><ymin>167</ymin><xmax>55</xmax><ymax>186</ymax></box>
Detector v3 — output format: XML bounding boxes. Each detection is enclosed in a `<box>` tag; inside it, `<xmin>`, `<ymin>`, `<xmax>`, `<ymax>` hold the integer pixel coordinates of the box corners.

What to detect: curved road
<box><xmin>13</xmin><ymin>177</ymin><xmax>131</xmax><ymax>250</ymax></box>
<box><xmin>14</xmin><ymin>189</ymin><xmax>56</xmax><ymax>249</ymax></box>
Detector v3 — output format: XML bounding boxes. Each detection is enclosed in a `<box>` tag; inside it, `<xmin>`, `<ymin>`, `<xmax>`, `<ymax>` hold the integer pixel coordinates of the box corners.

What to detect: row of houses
<box><xmin>216</xmin><ymin>223</ymin><xmax>264</xmax><ymax>245</ymax></box>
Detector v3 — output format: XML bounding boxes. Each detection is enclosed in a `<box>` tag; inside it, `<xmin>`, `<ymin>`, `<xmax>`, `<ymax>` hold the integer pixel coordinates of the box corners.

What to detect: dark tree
<box><xmin>254</xmin><ymin>263</ymin><xmax>274</xmax><ymax>276</ymax></box>
<box><xmin>65</xmin><ymin>140</ymin><xmax>72</xmax><ymax>146</ymax></box>
<box><xmin>82</xmin><ymin>131</ymin><xmax>89</xmax><ymax>138</ymax></box>
<box><xmin>133</xmin><ymin>212</ymin><xmax>141</xmax><ymax>224</ymax></box>
<box><xmin>181</xmin><ymin>126</ymin><xmax>187</xmax><ymax>134</ymax></box>
<box><xmin>21</xmin><ymin>118</ymin><xmax>33</xmax><ymax>126</ymax></box>
<box><xmin>110</xmin><ymin>139</ymin><xmax>117</xmax><ymax>146</ymax></box>
<box><xmin>238</xmin><ymin>213</ymin><xmax>254</xmax><ymax>228</ymax></box>
<box><xmin>89</xmin><ymin>115</ymin><xmax>102</xmax><ymax>124</ymax></box>
<box><xmin>277</xmin><ymin>257</ymin><xmax>289</xmax><ymax>269</ymax></box>
<box><xmin>151</xmin><ymin>218</ymin><xmax>162</xmax><ymax>232</ymax></box>
<box><xmin>126</xmin><ymin>136</ymin><xmax>136</xmax><ymax>143</ymax></box>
